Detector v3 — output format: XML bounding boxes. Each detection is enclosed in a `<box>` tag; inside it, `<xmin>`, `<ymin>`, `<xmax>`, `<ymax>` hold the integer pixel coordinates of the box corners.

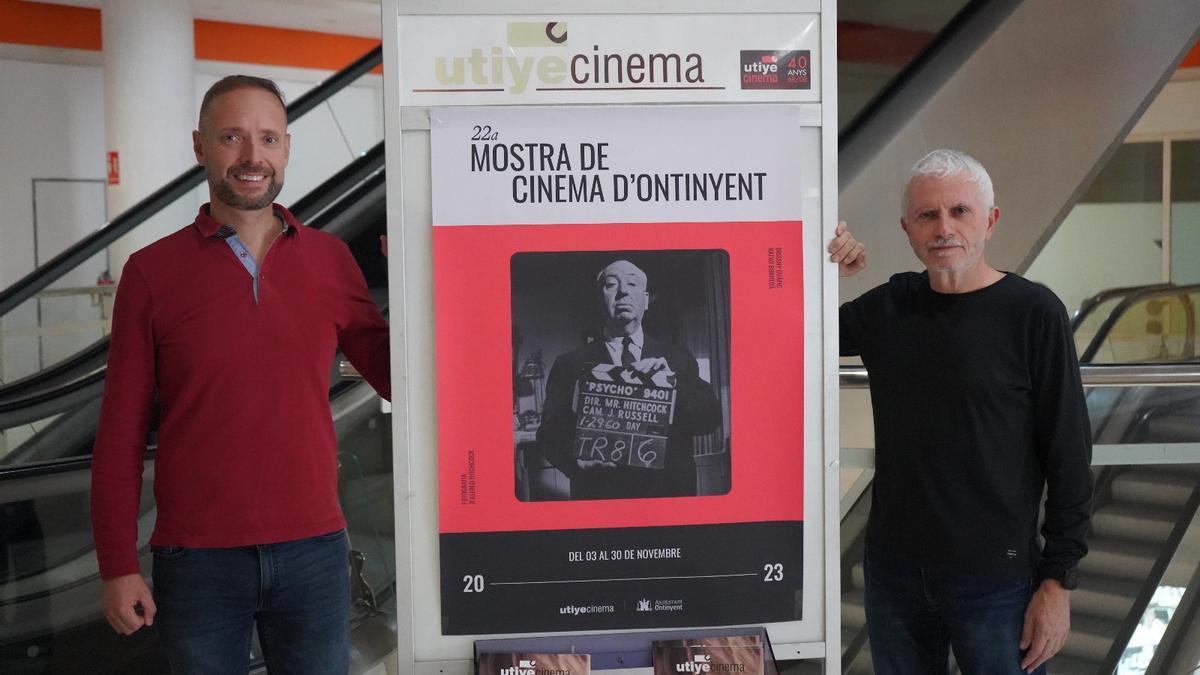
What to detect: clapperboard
<box><xmin>571</xmin><ymin>364</ymin><xmax>677</xmax><ymax>469</ymax></box>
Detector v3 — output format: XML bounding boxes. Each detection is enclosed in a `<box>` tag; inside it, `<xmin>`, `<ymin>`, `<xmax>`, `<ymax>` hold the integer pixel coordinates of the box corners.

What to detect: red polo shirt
<box><xmin>91</xmin><ymin>205</ymin><xmax>390</xmax><ymax>579</ymax></box>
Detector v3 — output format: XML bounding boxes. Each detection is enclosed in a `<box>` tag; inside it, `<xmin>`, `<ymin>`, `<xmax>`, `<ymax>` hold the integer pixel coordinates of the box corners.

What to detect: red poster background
<box><xmin>435</xmin><ymin>220</ymin><xmax>805</xmax><ymax>534</ymax></box>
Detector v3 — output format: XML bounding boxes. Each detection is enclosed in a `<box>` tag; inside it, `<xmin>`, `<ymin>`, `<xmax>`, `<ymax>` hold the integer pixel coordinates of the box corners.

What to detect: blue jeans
<box><xmin>152</xmin><ymin>530</ymin><xmax>350</xmax><ymax>675</ymax></box>
<box><xmin>864</xmin><ymin>549</ymin><xmax>1045</xmax><ymax>675</ymax></box>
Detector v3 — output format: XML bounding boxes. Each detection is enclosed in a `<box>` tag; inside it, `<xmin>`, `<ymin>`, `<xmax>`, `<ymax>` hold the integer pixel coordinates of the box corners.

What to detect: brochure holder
<box><xmin>475</xmin><ymin>627</ymin><xmax>780</xmax><ymax>674</ymax></box>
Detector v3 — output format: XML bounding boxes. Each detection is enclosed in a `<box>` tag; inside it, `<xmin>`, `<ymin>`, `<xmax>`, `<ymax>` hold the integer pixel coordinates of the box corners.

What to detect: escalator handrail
<box><xmin>0</xmin><ymin>45</ymin><xmax>383</xmax><ymax>320</ymax></box>
<box><xmin>308</xmin><ymin>170</ymin><xmax>387</xmax><ymax>236</ymax></box>
<box><xmin>280</xmin><ymin>45</ymin><xmax>383</xmax><ymax>125</ymax></box>
<box><xmin>288</xmin><ymin>140</ymin><xmax>385</xmax><ymax>220</ymax></box>
<box><xmin>840</xmin><ymin>362</ymin><xmax>1200</xmax><ymax>389</ymax></box>
<box><xmin>0</xmin><ymin>369</ymin><xmax>104</xmax><ymax>420</ymax></box>
<box><xmin>0</xmin><ymin>164</ymin><xmax>204</xmax><ymax>318</ymax></box>
<box><xmin>0</xmin><ymin>336</ymin><xmax>109</xmax><ymax>402</ymax></box>
<box><xmin>1080</xmin><ymin>283</ymin><xmax>1200</xmax><ymax>363</ymax></box>
<box><xmin>1071</xmin><ymin>283</ymin><xmax>1176</xmax><ymax>332</ymax></box>
<box><xmin>0</xmin><ymin>369</ymin><xmax>104</xmax><ymax>427</ymax></box>
<box><xmin>0</xmin><ymin>369</ymin><xmax>376</xmax><ymax>483</ymax></box>
<box><xmin>0</xmin><ymin>455</ymin><xmax>96</xmax><ymax>482</ymax></box>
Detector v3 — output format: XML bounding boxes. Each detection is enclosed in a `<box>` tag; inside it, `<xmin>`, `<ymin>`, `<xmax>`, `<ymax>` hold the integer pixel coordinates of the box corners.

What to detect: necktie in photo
<box><xmin>621</xmin><ymin>337</ymin><xmax>635</xmax><ymax>367</ymax></box>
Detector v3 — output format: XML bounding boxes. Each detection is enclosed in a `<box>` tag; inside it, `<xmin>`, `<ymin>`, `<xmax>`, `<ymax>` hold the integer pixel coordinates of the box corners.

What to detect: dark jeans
<box><xmin>152</xmin><ymin>530</ymin><xmax>350</xmax><ymax>675</ymax></box>
<box><xmin>864</xmin><ymin>549</ymin><xmax>1045</xmax><ymax>675</ymax></box>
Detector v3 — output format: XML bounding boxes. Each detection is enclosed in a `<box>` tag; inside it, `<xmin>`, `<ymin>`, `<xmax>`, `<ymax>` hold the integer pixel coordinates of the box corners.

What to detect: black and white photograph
<box><xmin>511</xmin><ymin>250</ymin><xmax>731</xmax><ymax>501</ymax></box>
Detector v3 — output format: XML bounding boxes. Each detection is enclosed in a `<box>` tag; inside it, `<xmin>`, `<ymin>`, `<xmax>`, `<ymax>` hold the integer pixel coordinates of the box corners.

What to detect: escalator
<box><xmin>839</xmin><ymin>283</ymin><xmax>1200</xmax><ymax>675</ymax></box>
<box><xmin>0</xmin><ymin>49</ymin><xmax>393</xmax><ymax>674</ymax></box>
<box><xmin>1062</xmin><ymin>284</ymin><xmax>1200</xmax><ymax>674</ymax></box>
<box><xmin>0</xmin><ymin>388</ymin><xmax>396</xmax><ymax>675</ymax></box>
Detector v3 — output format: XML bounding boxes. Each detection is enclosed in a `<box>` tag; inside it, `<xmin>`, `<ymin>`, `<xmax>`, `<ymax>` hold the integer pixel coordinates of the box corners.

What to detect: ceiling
<box><xmin>34</xmin><ymin>0</ymin><xmax>385</xmax><ymax>38</ymax></box>
<box><xmin>33</xmin><ymin>0</ymin><xmax>966</xmax><ymax>42</ymax></box>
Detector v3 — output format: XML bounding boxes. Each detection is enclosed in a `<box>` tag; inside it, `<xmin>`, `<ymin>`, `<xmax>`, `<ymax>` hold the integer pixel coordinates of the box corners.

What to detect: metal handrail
<box><xmin>1071</xmin><ymin>283</ymin><xmax>1175</xmax><ymax>331</ymax></box>
<box><xmin>1080</xmin><ymin>284</ymin><xmax>1200</xmax><ymax>363</ymax></box>
<box><xmin>839</xmin><ymin>363</ymin><xmax>1200</xmax><ymax>389</ymax></box>
<box><xmin>287</xmin><ymin>140</ymin><xmax>384</xmax><ymax>223</ymax></box>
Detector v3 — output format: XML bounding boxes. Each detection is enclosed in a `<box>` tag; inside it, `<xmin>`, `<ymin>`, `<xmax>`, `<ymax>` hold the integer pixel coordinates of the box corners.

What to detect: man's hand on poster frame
<box><xmin>828</xmin><ymin>220</ymin><xmax>866</xmax><ymax>276</ymax></box>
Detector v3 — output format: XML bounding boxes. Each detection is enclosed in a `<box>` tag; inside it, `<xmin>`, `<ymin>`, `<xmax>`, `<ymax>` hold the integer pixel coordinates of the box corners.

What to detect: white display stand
<box><xmin>381</xmin><ymin>2</ymin><xmax>839</xmax><ymax>672</ymax></box>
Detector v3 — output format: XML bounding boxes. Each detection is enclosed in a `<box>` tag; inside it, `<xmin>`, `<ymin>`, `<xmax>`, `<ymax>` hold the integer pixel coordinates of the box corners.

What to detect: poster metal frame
<box><xmin>381</xmin><ymin>1</ymin><xmax>839</xmax><ymax>671</ymax></box>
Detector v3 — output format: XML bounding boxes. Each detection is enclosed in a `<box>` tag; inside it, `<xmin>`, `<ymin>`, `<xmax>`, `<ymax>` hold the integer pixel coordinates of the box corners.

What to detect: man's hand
<box><xmin>576</xmin><ymin>458</ymin><xmax>619</xmax><ymax>471</ymax></box>
<box><xmin>828</xmin><ymin>221</ymin><xmax>866</xmax><ymax>277</ymax></box>
<box><xmin>630</xmin><ymin>357</ymin><xmax>674</xmax><ymax>380</ymax></box>
<box><xmin>380</xmin><ymin>234</ymin><xmax>388</xmax><ymax>258</ymax></box>
<box><xmin>102</xmin><ymin>574</ymin><xmax>157</xmax><ymax>635</ymax></box>
<box><xmin>1020</xmin><ymin>579</ymin><xmax>1070</xmax><ymax>672</ymax></box>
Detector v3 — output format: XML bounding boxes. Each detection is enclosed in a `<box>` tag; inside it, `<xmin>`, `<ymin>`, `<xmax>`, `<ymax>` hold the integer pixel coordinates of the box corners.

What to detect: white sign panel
<box><xmin>431</xmin><ymin>105</ymin><xmax>812</xmax><ymax>226</ymax></box>
<box><xmin>399</xmin><ymin>14</ymin><xmax>820</xmax><ymax>106</ymax></box>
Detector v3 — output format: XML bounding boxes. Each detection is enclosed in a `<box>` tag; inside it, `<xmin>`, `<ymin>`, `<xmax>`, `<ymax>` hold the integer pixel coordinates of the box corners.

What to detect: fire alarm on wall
<box><xmin>107</xmin><ymin>151</ymin><xmax>119</xmax><ymax>185</ymax></box>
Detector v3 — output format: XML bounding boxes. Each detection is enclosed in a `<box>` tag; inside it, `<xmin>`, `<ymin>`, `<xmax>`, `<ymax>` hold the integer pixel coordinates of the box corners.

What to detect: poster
<box><xmin>433</xmin><ymin>105</ymin><xmax>809</xmax><ymax>635</ymax></box>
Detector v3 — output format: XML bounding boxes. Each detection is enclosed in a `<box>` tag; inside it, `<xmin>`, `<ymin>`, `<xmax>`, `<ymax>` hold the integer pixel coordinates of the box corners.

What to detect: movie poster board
<box><xmin>434</xmin><ymin>104</ymin><xmax>807</xmax><ymax>636</ymax></box>
<box><xmin>383</xmin><ymin>3</ymin><xmax>838</xmax><ymax>673</ymax></box>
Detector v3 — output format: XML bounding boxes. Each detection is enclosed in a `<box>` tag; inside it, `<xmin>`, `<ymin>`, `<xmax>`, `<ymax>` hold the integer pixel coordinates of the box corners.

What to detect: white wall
<box><xmin>0</xmin><ymin>59</ymin><xmax>108</xmax><ymax>382</ymax></box>
<box><xmin>1173</xmin><ymin>202</ymin><xmax>1200</xmax><ymax>285</ymax></box>
<box><xmin>1025</xmin><ymin>203</ymin><xmax>1163</xmax><ymax>316</ymax></box>
<box><xmin>0</xmin><ymin>59</ymin><xmax>107</xmax><ymax>289</ymax></box>
<box><xmin>1130</xmin><ymin>77</ymin><xmax>1200</xmax><ymax>137</ymax></box>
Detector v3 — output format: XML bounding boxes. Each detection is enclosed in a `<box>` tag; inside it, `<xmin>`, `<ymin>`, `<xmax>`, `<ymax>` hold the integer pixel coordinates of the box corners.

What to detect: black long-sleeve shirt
<box><xmin>840</xmin><ymin>272</ymin><xmax>1093</xmax><ymax>579</ymax></box>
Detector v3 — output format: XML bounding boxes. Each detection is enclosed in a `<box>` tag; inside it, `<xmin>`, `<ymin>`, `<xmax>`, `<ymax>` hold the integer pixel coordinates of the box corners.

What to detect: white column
<box><xmin>102</xmin><ymin>0</ymin><xmax>196</xmax><ymax>280</ymax></box>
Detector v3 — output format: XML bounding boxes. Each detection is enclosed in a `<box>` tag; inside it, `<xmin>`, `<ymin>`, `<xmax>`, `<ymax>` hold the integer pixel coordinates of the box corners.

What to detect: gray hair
<box><xmin>903</xmin><ymin>149</ymin><xmax>994</xmax><ymax>214</ymax></box>
<box><xmin>595</xmin><ymin>259</ymin><xmax>648</xmax><ymax>288</ymax></box>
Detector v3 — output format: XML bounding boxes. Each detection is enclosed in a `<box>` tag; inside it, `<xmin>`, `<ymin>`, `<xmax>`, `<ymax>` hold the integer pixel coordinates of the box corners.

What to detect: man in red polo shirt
<box><xmin>91</xmin><ymin>75</ymin><xmax>389</xmax><ymax>674</ymax></box>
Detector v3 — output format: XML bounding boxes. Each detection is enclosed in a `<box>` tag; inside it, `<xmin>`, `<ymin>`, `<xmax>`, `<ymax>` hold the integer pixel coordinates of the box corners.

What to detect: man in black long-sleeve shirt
<box><xmin>828</xmin><ymin>149</ymin><xmax>1093</xmax><ymax>674</ymax></box>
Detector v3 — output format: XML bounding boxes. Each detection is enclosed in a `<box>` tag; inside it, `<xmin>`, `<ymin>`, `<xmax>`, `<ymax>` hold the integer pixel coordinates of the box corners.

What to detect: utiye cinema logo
<box><xmin>739</xmin><ymin>50</ymin><xmax>810</xmax><ymax>89</ymax></box>
<box><xmin>431</xmin><ymin>21</ymin><xmax>706</xmax><ymax>93</ymax></box>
